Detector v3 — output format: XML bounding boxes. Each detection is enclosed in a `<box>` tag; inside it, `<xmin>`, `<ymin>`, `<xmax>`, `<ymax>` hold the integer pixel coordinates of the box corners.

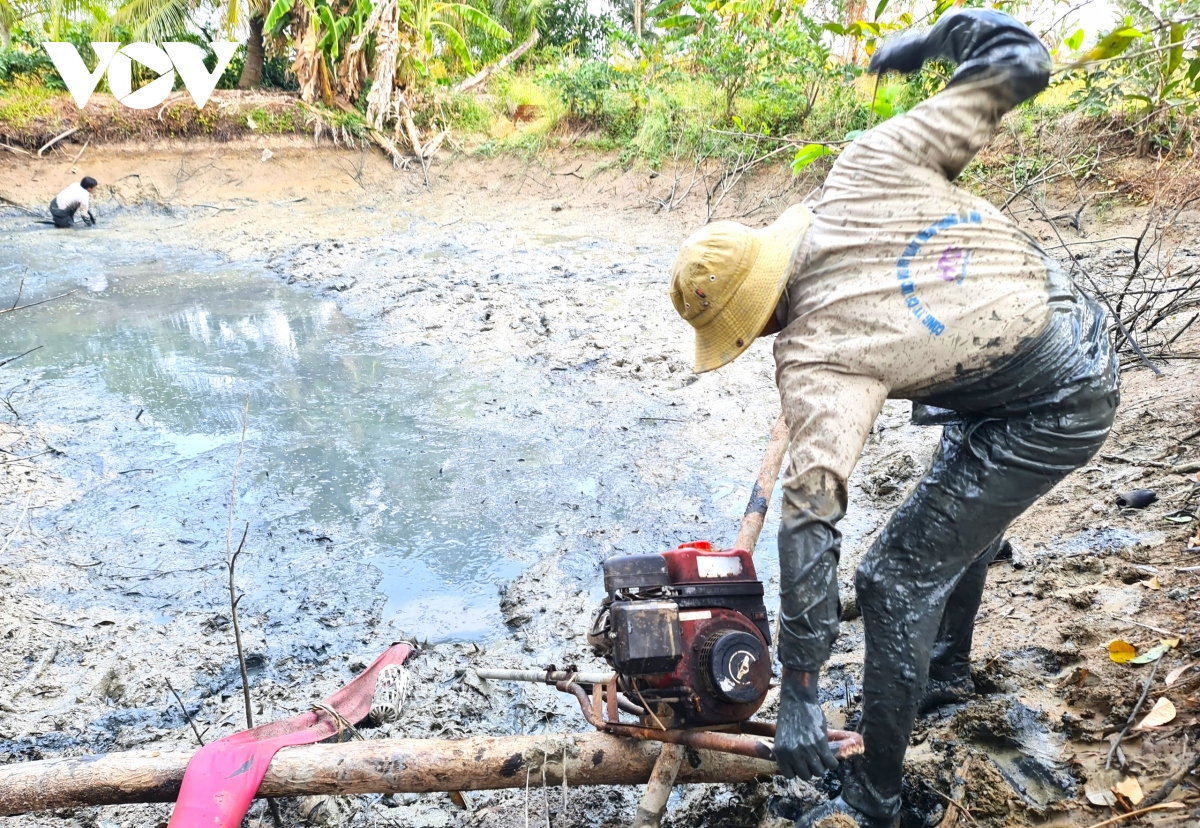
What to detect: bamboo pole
<box><xmin>0</xmin><ymin>732</ymin><xmax>774</xmax><ymax>816</ymax></box>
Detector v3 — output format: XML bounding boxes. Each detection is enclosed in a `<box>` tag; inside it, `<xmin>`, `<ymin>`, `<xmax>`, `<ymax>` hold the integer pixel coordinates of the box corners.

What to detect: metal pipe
<box><xmin>557</xmin><ymin>681</ymin><xmax>606</xmax><ymax>728</ymax></box>
<box><xmin>475</xmin><ymin>668</ymin><xmax>616</xmax><ymax>685</ymax></box>
<box><xmin>608</xmin><ymin>691</ymin><xmax>645</xmax><ymax>716</ymax></box>
<box><xmin>607</xmin><ymin>722</ymin><xmax>776</xmax><ymax>762</ymax></box>
<box><xmin>556</xmin><ymin>681</ymin><xmax>864</xmax><ymax>763</ymax></box>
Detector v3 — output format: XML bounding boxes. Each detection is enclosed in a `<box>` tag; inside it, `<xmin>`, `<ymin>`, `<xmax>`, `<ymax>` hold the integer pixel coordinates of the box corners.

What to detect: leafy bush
<box><xmin>547</xmin><ymin>59</ymin><xmax>613</xmax><ymax>120</ymax></box>
<box><xmin>0</xmin><ymin>45</ymin><xmax>61</xmax><ymax>88</ymax></box>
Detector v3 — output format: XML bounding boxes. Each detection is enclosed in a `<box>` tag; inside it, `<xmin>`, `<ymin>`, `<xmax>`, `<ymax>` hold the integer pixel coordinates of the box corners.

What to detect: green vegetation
<box><xmin>0</xmin><ymin>0</ymin><xmax>1197</xmax><ymax>169</ymax></box>
<box><xmin>0</xmin><ymin>76</ymin><xmax>52</xmax><ymax>126</ymax></box>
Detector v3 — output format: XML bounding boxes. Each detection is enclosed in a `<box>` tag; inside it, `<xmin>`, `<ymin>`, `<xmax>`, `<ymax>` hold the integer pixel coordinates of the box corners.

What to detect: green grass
<box><xmin>0</xmin><ymin>83</ymin><xmax>56</xmax><ymax>130</ymax></box>
<box><xmin>247</xmin><ymin>105</ymin><xmax>303</xmax><ymax>134</ymax></box>
<box><xmin>436</xmin><ymin>66</ymin><xmax>882</xmax><ymax>170</ymax></box>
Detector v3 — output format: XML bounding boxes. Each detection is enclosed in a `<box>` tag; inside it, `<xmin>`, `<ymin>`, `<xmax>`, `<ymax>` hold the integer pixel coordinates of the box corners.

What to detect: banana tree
<box><xmin>396</xmin><ymin>0</ymin><xmax>509</xmax><ymax>82</ymax></box>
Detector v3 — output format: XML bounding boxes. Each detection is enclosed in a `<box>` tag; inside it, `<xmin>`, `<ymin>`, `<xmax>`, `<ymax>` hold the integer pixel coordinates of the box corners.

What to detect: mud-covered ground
<box><xmin>1</xmin><ymin>142</ymin><xmax>1198</xmax><ymax>828</ymax></box>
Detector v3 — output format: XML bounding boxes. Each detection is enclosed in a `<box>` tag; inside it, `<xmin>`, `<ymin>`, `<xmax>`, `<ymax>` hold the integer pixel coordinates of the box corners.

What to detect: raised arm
<box><xmin>857</xmin><ymin>10</ymin><xmax>1051</xmax><ymax>181</ymax></box>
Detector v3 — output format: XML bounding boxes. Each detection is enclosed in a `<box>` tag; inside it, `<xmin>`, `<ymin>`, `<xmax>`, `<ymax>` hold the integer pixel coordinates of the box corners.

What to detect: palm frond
<box><xmin>107</xmin><ymin>0</ymin><xmax>192</xmax><ymax>42</ymax></box>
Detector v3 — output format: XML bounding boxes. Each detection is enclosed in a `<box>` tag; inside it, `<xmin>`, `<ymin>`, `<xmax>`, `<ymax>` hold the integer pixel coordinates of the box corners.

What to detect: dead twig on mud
<box><xmin>0</xmin><ymin>492</ymin><xmax>31</xmax><ymax>557</ymax></box>
<box><xmin>1141</xmin><ymin>744</ymin><xmax>1200</xmax><ymax>807</ymax></box>
<box><xmin>70</xmin><ymin>140</ymin><xmax>90</xmax><ymax>166</ymax></box>
<box><xmin>0</xmin><ymin>195</ymin><xmax>39</xmax><ymax>216</ymax></box>
<box><xmin>0</xmin><ymin>646</ymin><xmax>58</xmax><ymax>712</ymax></box>
<box><xmin>0</xmin><ymin>346</ymin><xmax>44</xmax><ymax>369</ymax></box>
<box><xmin>649</xmin><ymin>129</ymin><xmax>701</xmax><ymax>214</ymax></box>
<box><xmin>936</xmin><ymin>756</ymin><xmax>973</xmax><ymax>828</ymax></box>
<box><xmin>1106</xmin><ymin>653</ymin><xmax>1163</xmax><ymax>770</ymax></box>
<box><xmin>927</xmin><ymin>787</ymin><xmax>981</xmax><ymax>828</ymax></box>
<box><xmin>1082</xmin><ymin>802</ymin><xmax>1186</xmax><ymax>828</ymax></box>
<box><xmin>702</xmin><ymin>136</ymin><xmax>792</xmax><ymax>224</ymax></box>
<box><xmin>228</xmin><ymin>522</ymin><xmax>253</xmax><ymax>729</ymax></box>
<box><xmin>225</xmin><ymin>395</ymin><xmax>255</xmax><ymax>730</ymax></box>
<box><xmin>1108</xmin><ymin>615</ymin><xmax>1185</xmax><ymax>638</ymax></box>
<box><xmin>1017</xmin><ymin>194</ymin><xmax>1161</xmax><ymax>374</ymax></box>
<box><xmin>165</xmin><ymin>679</ymin><xmax>206</xmax><ymax>747</ymax></box>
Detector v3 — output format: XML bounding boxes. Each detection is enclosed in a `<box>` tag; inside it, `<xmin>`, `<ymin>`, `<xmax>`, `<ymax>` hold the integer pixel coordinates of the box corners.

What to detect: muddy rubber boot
<box><xmin>918</xmin><ymin>671</ymin><xmax>975</xmax><ymax>714</ymax></box>
<box><xmin>918</xmin><ymin>537</ymin><xmax>1003</xmax><ymax>714</ymax></box>
<box><xmin>795</xmin><ymin>796</ymin><xmax>897</xmax><ymax>828</ymax></box>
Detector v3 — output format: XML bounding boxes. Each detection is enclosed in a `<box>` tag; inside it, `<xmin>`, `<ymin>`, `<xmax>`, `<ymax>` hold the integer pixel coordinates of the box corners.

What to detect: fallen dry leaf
<box><xmin>1136</xmin><ymin>697</ymin><xmax>1177</xmax><ymax>729</ymax></box>
<box><xmin>1143</xmin><ymin>576</ymin><xmax>1161</xmax><ymax>590</ymax></box>
<box><xmin>1112</xmin><ymin>775</ymin><xmax>1144</xmax><ymax>805</ymax></box>
<box><xmin>1085</xmin><ymin>787</ymin><xmax>1117</xmax><ymax>807</ymax></box>
<box><xmin>1086</xmin><ymin>768</ymin><xmax>1123</xmax><ymax>807</ymax></box>
<box><xmin>1161</xmin><ymin>638</ymin><xmax>1181</xmax><ymax>648</ymax></box>
<box><xmin>1165</xmin><ymin>664</ymin><xmax>1195</xmax><ymax>686</ymax></box>
<box><xmin>1108</xmin><ymin>639</ymin><xmax>1137</xmax><ymax>663</ymax></box>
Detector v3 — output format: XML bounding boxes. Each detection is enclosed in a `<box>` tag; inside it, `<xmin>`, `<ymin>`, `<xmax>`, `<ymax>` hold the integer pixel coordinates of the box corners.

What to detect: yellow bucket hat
<box><xmin>670</xmin><ymin>204</ymin><xmax>811</xmax><ymax>373</ymax></box>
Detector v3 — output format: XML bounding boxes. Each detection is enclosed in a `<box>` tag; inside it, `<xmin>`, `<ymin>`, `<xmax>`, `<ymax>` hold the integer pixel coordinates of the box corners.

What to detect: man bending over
<box><xmin>669</xmin><ymin>11</ymin><xmax>1118</xmax><ymax>827</ymax></box>
<box><xmin>50</xmin><ymin>176</ymin><xmax>97</xmax><ymax>228</ymax></box>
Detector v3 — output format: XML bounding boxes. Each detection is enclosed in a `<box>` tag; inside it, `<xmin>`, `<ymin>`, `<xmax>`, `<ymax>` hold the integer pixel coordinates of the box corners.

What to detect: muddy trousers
<box><xmin>927</xmin><ymin>535</ymin><xmax>1004</xmax><ymax>683</ymax></box>
<box><xmin>839</xmin><ymin>295</ymin><xmax>1119</xmax><ymax>820</ymax></box>
<box><xmin>49</xmin><ymin>198</ymin><xmax>74</xmax><ymax>228</ymax></box>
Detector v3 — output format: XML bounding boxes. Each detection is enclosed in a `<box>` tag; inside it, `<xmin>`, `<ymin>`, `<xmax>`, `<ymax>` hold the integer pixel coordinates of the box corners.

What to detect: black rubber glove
<box><xmin>869</xmin><ymin>9</ymin><xmax>1050</xmax><ymax>107</ymax></box>
<box><xmin>774</xmin><ymin>668</ymin><xmax>838</xmax><ymax>780</ymax></box>
<box><xmin>777</xmin><ymin>488</ymin><xmax>843</xmax><ymax>673</ymax></box>
<box><xmin>86</xmin><ymin>210</ymin><xmax>96</xmax><ymax>226</ymax></box>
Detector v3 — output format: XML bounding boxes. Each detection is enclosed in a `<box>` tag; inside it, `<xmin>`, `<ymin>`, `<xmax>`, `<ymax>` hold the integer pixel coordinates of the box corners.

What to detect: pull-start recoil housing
<box><xmin>588</xmin><ymin>541</ymin><xmax>772</xmax><ymax>726</ymax></box>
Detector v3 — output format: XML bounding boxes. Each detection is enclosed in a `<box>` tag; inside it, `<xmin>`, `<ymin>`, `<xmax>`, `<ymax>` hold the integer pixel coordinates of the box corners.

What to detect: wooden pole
<box><xmin>631</xmin><ymin>743</ymin><xmax>685</xmax><ymax>828</ymax></box>
<box><xmin>0</xmin><ymin>732</ymin><xmax>775</xmax><ymax>816</ymax></box>
<box><xmin>733</xmin><ymin>413</ymin><xmax>790</xmax><ymax>553</ymax></box>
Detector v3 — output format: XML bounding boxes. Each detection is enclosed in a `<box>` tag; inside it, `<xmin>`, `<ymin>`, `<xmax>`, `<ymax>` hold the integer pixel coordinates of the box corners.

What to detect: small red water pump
<box><xmin>587</xmin><ymin>541</ymin><xmax>772</xmax><ymax>726</ymax></box>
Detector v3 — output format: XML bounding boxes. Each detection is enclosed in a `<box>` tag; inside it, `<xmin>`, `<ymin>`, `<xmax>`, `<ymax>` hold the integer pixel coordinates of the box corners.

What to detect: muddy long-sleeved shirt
<box><xmin>772</xmin><ymin>13</ymin><xmax>1070</xmax><ymax>502</ymax></box>
<box><xmin>53</xmin><ymin>182</ymin><xmax>91</xmax><ymax>215</ymax></box>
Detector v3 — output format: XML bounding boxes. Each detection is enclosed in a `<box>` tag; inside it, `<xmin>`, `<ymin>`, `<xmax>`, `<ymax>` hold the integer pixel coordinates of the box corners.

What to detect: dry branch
<box><xmin>454</xmin><ymin>29</ymin><xmax>540</xmax><ymax>94</ymax></box>
<box><xmin>37</xmin><ymin>128</ymin><xmax>78</xmax><ymax>157</ymax></box>
<box><xmin>224</xmin><ymin>397</ymin><xmax>253</xmax><ymax>730</ymax></box>
<box><xmin>0</xmin><ymin>732</ymin><xmax>775</xmax><ymax>816</ymax></box>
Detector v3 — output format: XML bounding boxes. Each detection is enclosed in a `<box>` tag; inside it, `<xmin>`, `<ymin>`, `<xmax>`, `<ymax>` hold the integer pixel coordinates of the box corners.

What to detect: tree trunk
<box><xmin>238</xmin><ymin>15</ymin><xmax>266</xmax><ymax>89</ymax></box>
<box><xmin>0</xmin><ymin>732</ymin><xmax>776</xmax><ymax>816</ymax></box>
<box><xmin>0</xmin><ymin>22</ymin><xmax>12</xmax><ymax>50</ymax></box>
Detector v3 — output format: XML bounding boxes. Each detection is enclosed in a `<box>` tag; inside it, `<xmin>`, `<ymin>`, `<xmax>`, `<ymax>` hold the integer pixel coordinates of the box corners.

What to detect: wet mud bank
<box><xmin>1</xmin><ymin>146</ymin><xmax>1199</xmax><ymax>827</ymax></box>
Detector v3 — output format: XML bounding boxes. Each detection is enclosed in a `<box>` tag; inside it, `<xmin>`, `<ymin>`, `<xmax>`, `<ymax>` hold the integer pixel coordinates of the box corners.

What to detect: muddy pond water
<box><xmin>1</xmin><ymin>217</ymin><xmax>786</xmax><ymax>660</ymax></box>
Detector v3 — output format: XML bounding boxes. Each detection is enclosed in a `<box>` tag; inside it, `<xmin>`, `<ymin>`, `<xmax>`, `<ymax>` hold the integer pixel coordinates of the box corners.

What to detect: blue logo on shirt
<box><xmin>896</xmin><ymin>212</ymin><xmax>982</xmax><ymax>336</ymax></box>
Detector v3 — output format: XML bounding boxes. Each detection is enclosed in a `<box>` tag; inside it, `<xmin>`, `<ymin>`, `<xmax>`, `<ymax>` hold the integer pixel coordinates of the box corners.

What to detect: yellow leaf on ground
<box><xmin>1108</xmin><ymin>639</ymin><xmax>1137</xmax><ymax>663</ymax></box>
<box><xmin>1112</xmin><ymin>775</ymin><xmax>1144</xmax><ymax>804</ymax></box>
<box><xmin>1136</xmin><ymin>697</ymin><xmax>1177</xmax><ymax>729</ymax></box>
<box><xmin>1161</xmin><ymin>638</ymin><xmax>1181</xmax><ymax>648</ymax></box>
<box><xmin>1144</xmin><ymin>576</ymin><xmax>1161</xmax><ymax>590</ymax></box>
